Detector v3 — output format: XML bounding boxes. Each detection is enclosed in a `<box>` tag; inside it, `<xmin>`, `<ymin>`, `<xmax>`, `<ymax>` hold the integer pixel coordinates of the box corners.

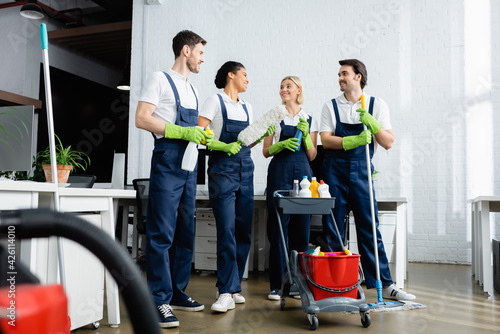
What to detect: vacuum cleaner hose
<box><xmin>0</xmin><ymin>208</ymin><xmax>161</xmax><ymax>334</ymax></box>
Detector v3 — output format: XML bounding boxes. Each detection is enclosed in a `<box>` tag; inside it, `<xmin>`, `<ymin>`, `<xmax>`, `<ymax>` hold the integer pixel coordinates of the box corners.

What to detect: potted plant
<box><xmin>36</xmin><ymin>135</ymin><xmax>91</xmax><ymax>183</ymax></box>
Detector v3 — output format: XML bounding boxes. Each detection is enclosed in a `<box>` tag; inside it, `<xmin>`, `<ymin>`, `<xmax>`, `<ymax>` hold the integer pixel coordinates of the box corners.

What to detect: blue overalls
<box><xmin>208</xmin><ymin>94</ymin><xmax>254</xmax><ymax>294</ymax></box>
<box><xmin>321</xmin><ymin>97</ymin><xmax>393</xmax><ymax>289</ymax></box>
<box><xmin>146</xmin><ymin>72</ymin><xmax>199</xmax><ymax>306</ymax></box>
<box><xmin>266</xmin><ymin>118</ymin><xmax>313</xmax><ymax>291</ymax></box>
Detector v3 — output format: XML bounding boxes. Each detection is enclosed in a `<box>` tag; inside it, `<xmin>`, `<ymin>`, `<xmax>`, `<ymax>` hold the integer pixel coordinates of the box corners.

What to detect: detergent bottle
<box><xmin>318</xmin><ymin>180</ymin><xmax>331</xmax><ymax>198</ymax></box>
<box><xmin>299</xmin><ymin>176</ymin><xmax>311</xmax><ymax>197</ymax></box>
<box><xmin>309</xmin><ymin>177</ymin><xmax>320</xmax><ymax>198</ymax></box>
<box><xmin>182</xmin><ymin>127</ymin><xmax>213</xmax><ymax>172</ymax></box>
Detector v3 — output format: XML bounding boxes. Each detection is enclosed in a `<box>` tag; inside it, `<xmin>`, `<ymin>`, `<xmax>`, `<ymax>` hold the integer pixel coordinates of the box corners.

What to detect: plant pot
<box><xmin>42</xmin><ymin>164</ymin><xmax>72</xmax><ymax>183</ymax></box>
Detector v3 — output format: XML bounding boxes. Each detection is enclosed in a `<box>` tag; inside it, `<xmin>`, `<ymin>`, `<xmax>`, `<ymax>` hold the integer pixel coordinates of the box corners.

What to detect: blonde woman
<box><xmin>262</xmin><ymin>76</ymin><xmax>318</xmax><ymax>300</ymax></box>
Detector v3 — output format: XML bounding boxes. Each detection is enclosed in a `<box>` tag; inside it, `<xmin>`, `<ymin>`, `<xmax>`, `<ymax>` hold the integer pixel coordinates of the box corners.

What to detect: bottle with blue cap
<box><xmin>299</xmin><ymin>176</ymin><xmax>311</xmax><ymax>197</ymax></box>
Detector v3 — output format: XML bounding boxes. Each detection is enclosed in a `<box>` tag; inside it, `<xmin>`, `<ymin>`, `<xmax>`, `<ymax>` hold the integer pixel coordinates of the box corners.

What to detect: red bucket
<box><xmin>300</xmin><ymin>252</ymin><xmax>361</xmax><ymax>300</ymax></box>
<box><xmin>0</xmin><ymin>284</ymin><xmax>70</xmax><ymax>334</ymax></box>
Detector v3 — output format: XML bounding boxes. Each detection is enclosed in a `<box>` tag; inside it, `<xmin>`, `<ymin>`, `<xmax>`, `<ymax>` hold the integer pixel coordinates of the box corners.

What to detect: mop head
<box><xmin>367</xmin><ymin>300</ymin><xmax>427</xmax><ymax>312</ymax></box>
<box><xmin>344</xmin><ymin>300</ymin><xmax>426</xmax><ymax>314</ymax></box>
<box><xmin>237</xmin><ymin>105</ymin><xmax>287</xmax><ymax>146</ymax></box>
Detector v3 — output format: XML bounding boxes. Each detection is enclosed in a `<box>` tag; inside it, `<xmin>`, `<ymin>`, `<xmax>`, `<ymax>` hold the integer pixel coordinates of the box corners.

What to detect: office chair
<box><xmin>131</xmin><ymin>179</ymin><xmax>149</xmax><ymax>265</ymax></box>
<box><xmin>132</xmin><ymin>179</ymin><xmax>149</xmax><ymax>235</ymax></box>
<box><xmin>67</xmin><ymin>174</ymin><xmax>97</xmax><ymax>188</ymax></box>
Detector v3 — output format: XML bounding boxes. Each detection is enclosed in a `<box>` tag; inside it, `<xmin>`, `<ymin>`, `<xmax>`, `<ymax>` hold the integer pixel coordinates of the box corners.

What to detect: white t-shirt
<box><xmin>139</xmin><ymin>69</ymin><xmax>199</xmax><ymax>139</ymax></box>
<box><xmin>271</xmin><ymin>109</ymin><xmax>318</xmax><ymax>144</ymax></box>
<box><xmin>319</xmin><ymin>93</ymin><xmax>392</xmax><ymax>149</ymax></box>
<box><xmin>199</xmin><ymin>92</ymin><xmax>254</xmax><ymax>140</ymax></box>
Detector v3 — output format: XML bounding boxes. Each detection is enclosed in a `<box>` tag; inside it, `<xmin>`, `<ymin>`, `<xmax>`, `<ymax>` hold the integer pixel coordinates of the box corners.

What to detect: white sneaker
<box><xmin>268</xmin><ymin>289</ymin><xmax>281</xmax><ymax>301</ymax></box>
<box><xmin>382</xmin><ymin>284</ymin><xmax>416</xmax><ymax>301</ymax></box>
<box><xmin>211</xmin><ymin>293</ymin><xmax>235</xmax><ymax>312</ymax></box>
<box><xmin>216</xmin><ymin>291</ymin><xmax>245</xmax><ymax>304</ymax></box>
<box><xmin>233</xmin><ymin>293</ymin><xmax>245</xmax><ymax>304</ymax></box>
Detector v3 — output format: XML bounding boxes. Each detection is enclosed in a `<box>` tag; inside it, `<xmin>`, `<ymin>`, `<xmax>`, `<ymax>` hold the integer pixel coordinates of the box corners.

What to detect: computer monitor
<box><xmin>196</xmin><ymin>148</ymin><xmax>208</xmax><ymax>194</ymax></box>
<box><xmin>0</xmin><ymin>105</ymin><xmax>36</xmax><ymax>172</ymax></box>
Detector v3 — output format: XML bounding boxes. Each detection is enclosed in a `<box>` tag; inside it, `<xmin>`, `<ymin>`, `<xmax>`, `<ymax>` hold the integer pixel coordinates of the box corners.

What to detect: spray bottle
<box><xmin>292</xmin><ymin>180</ymin><xmax>300</xmax><ymax>197</ymax></box>
<box><xmin>294</xmin><ymin>128</ymin><xmax>302</xmax><ymax>151</ymax></box>
<box><xmin>182</xmin><ymin>127</ymin><xmax>213</xmax><ymax>172</ymax></box>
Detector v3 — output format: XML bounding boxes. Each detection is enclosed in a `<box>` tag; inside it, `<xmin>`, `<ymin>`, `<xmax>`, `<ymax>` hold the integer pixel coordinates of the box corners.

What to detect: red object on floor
<box><xmin>0</xmin><ymin>284</ymin><xmax>70</xmax><ymax>334</ymax></box>
<box><xmin>300</xmin><ymin>252</ymin><xmax>361</xmax><ymax>300</ymax></box>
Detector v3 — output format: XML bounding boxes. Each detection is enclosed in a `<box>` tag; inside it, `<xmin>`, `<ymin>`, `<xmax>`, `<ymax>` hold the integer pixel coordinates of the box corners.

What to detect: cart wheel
<box><xmin>360</xmin><ymin>312</ymin><xmax>371</xmax><ymax>328</ymax></box>
<box><xmin>280</xmin><ymin>298</ymin><xmax>285</xmax><ymax>311</ymax></box>
<box><xmin>307</xmin><ymin>314</ymin><xmax>318</xmax><ymax>330</ymax></box>
<box><xmin>92</xmin><ymin>321</ymin><xmax>100</xmax><ymax>329</ymax></box>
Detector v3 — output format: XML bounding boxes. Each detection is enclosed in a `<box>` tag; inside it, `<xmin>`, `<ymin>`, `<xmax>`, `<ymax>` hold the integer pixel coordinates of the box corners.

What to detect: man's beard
<box><xmin>187</xmin><ymin>57</ymin><xmax>199</xmax><ymax>73</ymax></box>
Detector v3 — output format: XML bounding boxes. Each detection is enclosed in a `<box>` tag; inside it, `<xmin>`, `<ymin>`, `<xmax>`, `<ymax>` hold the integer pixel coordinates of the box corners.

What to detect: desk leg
<box><xmin>256</xmin><ymin>206</ymin><xmax>267</xmax><ymax>272</ymax></box>
<box><xmin>395</xmin><ymin>202</ymin><xmax>407</xmax><ymax>289</ymax></box>
<box><xmin>471</xmin><ymin>202</ymin><xmax>476</xmax><ymax>277</ymax></box>
<box><xmin>121</xmin><ymin>205</ymin><xmax>129</xmax><ymax>248</ymax></box>
<box><xmin>479</xmin><ymin>201</ymin><xmax>494</xmax><ymax>295</ymax></box>
<box><xmin>105</xmin><ymin>198</ymin><xmax>121</xmax><ymax>326</ymax></box>
<box><xmin>475</xmin><ymin>202</ymin><xmax>483</xmax><ymax>284</ymax></box>
<box><xmin>132</xmin><ymin>208</ymin><xmax>139</xmax><ymax>259</ymax></box>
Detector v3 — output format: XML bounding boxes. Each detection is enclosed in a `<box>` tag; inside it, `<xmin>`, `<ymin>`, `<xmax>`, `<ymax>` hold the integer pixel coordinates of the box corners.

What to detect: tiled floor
<box><xmin>72</xmin><ymin>262</ymin><xmax>500</xmax><ymax>333</ymax></box>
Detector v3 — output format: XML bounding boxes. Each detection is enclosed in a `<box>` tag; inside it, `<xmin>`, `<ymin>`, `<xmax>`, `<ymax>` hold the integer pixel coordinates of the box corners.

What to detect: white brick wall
<box><xmin>128</xmin><ymin>0</ymin><xmax>500</xmax><ymax>264</ymax></box>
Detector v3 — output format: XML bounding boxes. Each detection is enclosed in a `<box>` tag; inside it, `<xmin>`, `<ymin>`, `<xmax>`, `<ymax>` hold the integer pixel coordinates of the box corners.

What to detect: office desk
<box><xmin>195</xmin><ymin>194</ymin><xmax>407</xmax><ymax>288</ymax></box>
<box><xmin>0</xmin><ymin>181</ymin><xmax>136</xmax><ymax>329</ymax></box>
<box><xmin>195</xmin><ymin>195</ymin><xmax>266</xmax><ymax>278</ymax></box>
<box><xmin>366</xmin><ymin>198</ymin><xmax>407</xmax><ymax>289</ymax></box>
<box><xmin>471</xmin><ymin>196</ymin><xmax>500</xmax><ymax>295</ymax></box>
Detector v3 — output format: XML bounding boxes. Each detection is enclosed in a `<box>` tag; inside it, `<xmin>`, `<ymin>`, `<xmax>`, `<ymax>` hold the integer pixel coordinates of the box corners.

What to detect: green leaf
<box><xmin>35</xmin><ymin>134</ymin><xmax>91</xmax><ymax>173</ymax></box>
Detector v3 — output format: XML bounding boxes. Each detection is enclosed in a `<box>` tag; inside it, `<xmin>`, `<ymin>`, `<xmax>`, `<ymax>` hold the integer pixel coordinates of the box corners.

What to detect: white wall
<box><xmin>128</xmin><ymin>0</ymin><xmax>500</xmax><ymax>264</ymax></box>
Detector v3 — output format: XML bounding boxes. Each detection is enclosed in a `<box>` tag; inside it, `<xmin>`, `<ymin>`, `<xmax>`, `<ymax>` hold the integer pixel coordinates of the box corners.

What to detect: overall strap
<box><xmin>217</xmin><ymin>94</ymin><xmax>249</xmax><ymax>123</ymax></box>
<box><xmin>217</xmin><ymin>94</ymin><xmax>228</xmax><ymax>121</ymax></box>
<box><xmin>163</xmin><ymin>72</ymin><xmax>181</xmax><ymax>107</ymax></box>
<box><xmin>163</xmin><ymin>72</ymin><xmax>198</xmax><ymax>109</ymax></box>
<box><xmin>331</xmin><ymin>98</ymin><xmax>341</xmax><ymax>123</ymax></box>
<box><xmin>368</xmin><ymin>96</ymin><xmax>375</xmax><ymax>116</ymax></box>
<box><xmin>241</xmin><ymin>103</ymin><xmax>249</xmax><ymax>122</ymax></box>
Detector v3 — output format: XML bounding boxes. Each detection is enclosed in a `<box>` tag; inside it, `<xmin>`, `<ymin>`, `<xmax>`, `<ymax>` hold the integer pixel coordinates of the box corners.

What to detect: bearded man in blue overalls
<box><xmin>319</xmin><ymin>59</ymin><xmax>416</xmax><ymax>301</ymax></box>
<box><xmin>135</xmin><ymin>30</ymin><xmax>213</xmax><ymax>328</ymax></box>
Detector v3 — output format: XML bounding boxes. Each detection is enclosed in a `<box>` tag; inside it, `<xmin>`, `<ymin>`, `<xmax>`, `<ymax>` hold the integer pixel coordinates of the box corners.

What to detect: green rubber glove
<box><xmin>164</xmin><ymin>123</ymin><xmax>208</xmax><ymax>144</ymax></box>
<box><xmin>297</xmin><ymin>118</ymin><xmax>313</xmax><ymax>150</ymax></box>
<box><xmin>200</xmin><ymin>127</ymin><xmax>214</xmax><ymax>147</ymax></box>
<box><xmin>268</xmin><ymin>137</ymin><xmax>300</xmax><ymax>155</ymax></box>
<box><xmin>297</xmin><ymin>117</ymin><xmax>309</xmax><ymax>137</ymax></box>
<box><xmin>255</xmin><ymin>125</ymin><xmax>276</xmax><ymax>144</ymax></box>
<box><xmin>342</xmin><ymin>130</ymin><xmax>372</xmax><ymax>151</ymax></box>
<box><xmin>356</xmin><ymin>108</ymin><xmax>381</xmax><ymax>134</ymax></box>
<box><xmin>207</xmin><ymin>140</ymin><xmax>241</xmax><ymax>156</ymax></box>
<box><xmin>203</xmin><ymin>134</ymin><xmax>214</xmax><ymax>147</ymax></box>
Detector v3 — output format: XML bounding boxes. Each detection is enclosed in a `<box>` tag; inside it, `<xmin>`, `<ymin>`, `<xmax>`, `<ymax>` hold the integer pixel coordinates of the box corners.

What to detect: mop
<box><xmin>40</xmin><ymin>23</ymin><xmax>66</xmax><ymax>288</ymax></box>
<box><xmin>360</xmin><ymin>95</ymin><xmax>403</xmax><ymax>310</ymax></box>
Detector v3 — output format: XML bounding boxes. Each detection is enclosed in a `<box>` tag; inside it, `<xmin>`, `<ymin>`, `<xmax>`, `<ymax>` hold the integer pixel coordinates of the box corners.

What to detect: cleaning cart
<box><xmin>274</xmin><ymin>190</ymin><xmax>371</xmax><ymax>330</ymax></box>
